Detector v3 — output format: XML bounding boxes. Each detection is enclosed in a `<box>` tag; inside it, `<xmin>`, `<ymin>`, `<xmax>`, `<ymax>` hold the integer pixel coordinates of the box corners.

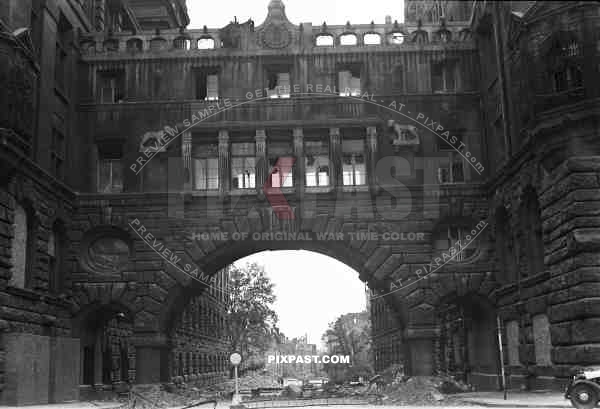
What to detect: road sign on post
<box><xmin>230</xmin><ymin>352</ymin><xmax>242</xmax><ymax>405</ymax></box>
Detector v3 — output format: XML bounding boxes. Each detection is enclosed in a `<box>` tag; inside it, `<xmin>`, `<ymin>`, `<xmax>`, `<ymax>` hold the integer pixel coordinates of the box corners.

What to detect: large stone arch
<box><xmin>158</xmin><ymin>236</ymin><xmax>381</xmax><ymax>334</ymax></box>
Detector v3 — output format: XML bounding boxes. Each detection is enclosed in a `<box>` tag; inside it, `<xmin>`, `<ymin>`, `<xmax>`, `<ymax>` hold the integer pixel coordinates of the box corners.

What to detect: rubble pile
<box><xmin>375</xmin><ymin>376</ymin><xmax>472</xmax><ymax>406</ymax></box>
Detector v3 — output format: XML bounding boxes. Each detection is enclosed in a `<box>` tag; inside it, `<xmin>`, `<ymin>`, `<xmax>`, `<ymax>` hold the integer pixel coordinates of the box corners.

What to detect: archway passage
<box><xmin>164</xmin><ymin>248</ymin><xmax>389</xmax><ymax>388</ymax></box>
<box><xmin>437</xmin><ymin>294</ymin><xmax>500</xmax><ymax>390</ymax></box>
<box><xmin>77</xmin><ymin>305</ymin><xmax>135</xmax><ymax>397</ymax></box>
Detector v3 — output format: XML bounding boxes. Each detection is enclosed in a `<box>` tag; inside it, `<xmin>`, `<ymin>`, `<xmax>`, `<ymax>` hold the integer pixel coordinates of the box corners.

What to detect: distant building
<box><xmin>265</xmin><ymin>335</ymin><xmax>321</xmax><ymax>380</ymax></box>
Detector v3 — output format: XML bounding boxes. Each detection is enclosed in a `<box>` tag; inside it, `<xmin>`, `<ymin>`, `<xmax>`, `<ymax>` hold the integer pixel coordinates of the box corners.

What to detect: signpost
<box><xmin>230</xmin><ymin>352</ymin><xmax>242</xmax><ymax>405</ymax></box>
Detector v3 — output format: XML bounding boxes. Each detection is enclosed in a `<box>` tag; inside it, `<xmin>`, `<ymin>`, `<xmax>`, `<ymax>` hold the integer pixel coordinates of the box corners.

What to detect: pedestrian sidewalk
<box><xmin>0</xmin><ymin>402</ymin><xmax>123</xmax><ymax>409</ymax></box>
<box><xmin>456</xmin><ymin>390</ymin><xmax>571</xmax><ymax>408</ymax></box>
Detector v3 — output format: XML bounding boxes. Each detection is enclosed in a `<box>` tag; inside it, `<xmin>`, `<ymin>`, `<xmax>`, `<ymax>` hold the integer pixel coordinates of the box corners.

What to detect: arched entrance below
<box><xmin>75</xmin><ymin>304</ymin><xmax>135</xmax><ymax>396</ymax></box>
<box><xmin>436</xmin><ymin>293</ymin><xmax>500</xmax><ymax>390</ymax></box>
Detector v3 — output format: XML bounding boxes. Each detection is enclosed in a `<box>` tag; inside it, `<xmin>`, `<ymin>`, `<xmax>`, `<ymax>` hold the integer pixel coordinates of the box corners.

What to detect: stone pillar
<box><xmin>218</xmin><ymin>130</ymin><xmax>229</xmax><ymax>199</ymax></box>
<box><xmin>255</xmin><ymin>129</ymin><xmax>267</xmax><ymax>194</ymax></box>
<box><xmin>329</xmin><ymin>128</ymin><xmax>341</xmax><ymax>187</ymax></box>
<box><xmin>94</xmin><ymin>334</ymin><xmax>103</xmax><ymax>388</ymax></box>
<box><xmin>293</xmin><ymin>128</ymin><xmax>304</xmax><ymax>196</ymax></box>
<box><xmin>182</xmin><ymin>130</ymin><xmax>192</xmax><ymax>190</ymax></box>
<box><xmin>366</xmin><ymin>126</ymin><xmax>379</xmax><ymax>193</ymax></box>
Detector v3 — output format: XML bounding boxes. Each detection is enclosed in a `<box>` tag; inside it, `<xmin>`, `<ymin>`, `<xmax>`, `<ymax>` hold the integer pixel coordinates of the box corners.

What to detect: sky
<box><xmin>234</xmin><ymin>250</ymin><xmax>367</xmax><ymax>347</ymax></box>
<box><xmin>186</xmin><ymin>0</ymin><xmax>405</xmax><ymax>29</ymax></box>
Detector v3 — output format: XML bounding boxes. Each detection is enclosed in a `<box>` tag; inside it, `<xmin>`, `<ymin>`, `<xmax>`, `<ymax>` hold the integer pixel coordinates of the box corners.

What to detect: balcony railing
<box><xmin>87</xmin><ymin>96</ymin><xmax>379</xmax><ymax>135</ymax></box>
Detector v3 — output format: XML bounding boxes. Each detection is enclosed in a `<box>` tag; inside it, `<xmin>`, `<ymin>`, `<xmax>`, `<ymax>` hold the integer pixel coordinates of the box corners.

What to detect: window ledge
<box><xmin>191</xmin><ymin>190</ymin><xmax>220</xmax><ymax>197</ymax></box>
<box><xmin>229</xmin><ymin>189</ymin><xmax>256</xmax><ymax>196</ymax></box>
<box><xmin>263</xmin><ymin>187</ymin><xmax>295</xmax><ymax>194</ymax></box>
<box><xmin>305</xmin><ymin>186</ymin><xmax>333</xmax><ymax>194</ymax></box>
<box><xmin>342</xmin><ymin>185</ymin><xmax>369</xmax><ymax>192</ymax></box>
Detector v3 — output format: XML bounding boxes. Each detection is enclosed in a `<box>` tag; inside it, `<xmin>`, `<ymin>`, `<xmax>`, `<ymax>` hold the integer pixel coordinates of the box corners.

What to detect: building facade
<box><xmin>0</xmin><ymin>0</ymin><xmax>599</xmax><ymax>405</ymax></box>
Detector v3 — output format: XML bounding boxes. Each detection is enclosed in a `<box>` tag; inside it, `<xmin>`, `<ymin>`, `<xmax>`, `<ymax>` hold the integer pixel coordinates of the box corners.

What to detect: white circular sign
<box><xmin>230</xmin><ymin>352</ymin><xmax>242</xmax><ymax>366</ymax></box>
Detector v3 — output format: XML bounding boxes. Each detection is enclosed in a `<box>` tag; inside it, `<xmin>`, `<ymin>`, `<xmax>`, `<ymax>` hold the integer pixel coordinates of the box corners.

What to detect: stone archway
<box><xmin>158</xmin><ymin>236</ymin><xmax>383</xmax><ymax>334</ymax></box>
<box><xmin>150</xmin><ymin>237</ymin><xmax>393</xmax><ymax>385</ymax></box>
<box><xmin>436</xmin><ymin>292</ymin><xmax>500</xmax><ymax>390</ymax></box>
<box><xmin>73</xmin><ymin>303</ymin><xmax>135</xmax><ymax>396</ymax></box>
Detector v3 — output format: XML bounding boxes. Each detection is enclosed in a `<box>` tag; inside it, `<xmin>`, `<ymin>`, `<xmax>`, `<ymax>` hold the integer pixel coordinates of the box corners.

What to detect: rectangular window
<box><xmin>51</xmin><ymin>128</ymin><xmax>65</xmax><ymax>180</ymax></box>
<box><xmin>98</xmin><ymin>71</ymin><xmax>124</xmax><ymax>103</ymax></box>
<box><xmin>267</xmin><ymin>72</ymin><xmax>291</xmax><ymax>98</ymax></box>
<box><xmin>342</xmin><ymin>138</ymin><xmax>366</xmax><ymax>186</ymax></box>
<box><xmin>97</xmin><ymin>158</ymin><xmax>123</xmax><ymax>193</ymax></box>
<box><xmin>446</xmin><ymin>226</ymin><xmax>475</xmax><ymax>261</ymax></box>
<box><xmin>338</xmin><ymin>70</ymin><xmax>361</xmax><ymax>96</ymax></box>
<box><xmin>437</xmin><ymin>152</ymin><xmax>465</xmax><ymax>184</ymax></box>
<box><xmin>193</xmin><ymin>158</ymin><xmax>219</xmax><ymax>190</ymax></box>
<box><xmin>195</xmin><ymin>72</ymin><xmax>219</xmax><ymax>100</ymax></box>
<box><xmin>268</xmin><ymin>157</ymin><xmax>293</xmax><ymax>188</ymax></box>
<box><xmin>432</xmin><ymin>61</ymin><xmax>456</xmax><ymax>92</ymax></box>
<box><xmin>231</xmin><ymin>157</ymin><xmax>256</xmax><ymax>189</ymax></box>
<box><xmin>305</xmin><ymin>155</ymin><xmax>330</xmax><ymax>187</ymax></box>
<box><xmin>342</xmin><ymin>154</ymin><xmax>366</xmax><ymax>186</ymax></box>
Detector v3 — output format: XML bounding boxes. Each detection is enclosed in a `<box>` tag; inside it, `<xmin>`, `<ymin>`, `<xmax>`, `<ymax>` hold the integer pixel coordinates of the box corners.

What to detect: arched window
<box><xmin>521</xmin><ymin>187</ymin><xmax>545</xmax><ymax>276</ymax></box>
<box><xmin>390</xmin><ymin>32</ymin><xmax>405</xmax><ymax>44</ymax></box>
<box><xmin>364</xmin><ymin>33</ymin><xmax>381</xmax><ymax>45</ymax></box>
<box><xmin>149</xmin><ymin>37</ymin><xmax>167</xmax><ymax>51</ymax></box>
<box><xmin>10</xmin><ymin>203</ymin><xmax>29</xmax><ymax>288</ymax></box>
<box><xmin>103</xmin><ymin>39</ymin><xmax>118</xmax><ymax>52</ymax></box>
<box><xmin>315</xmin><ymin>34</ymin><xmax>334</xmax><ymax>47</ymax></box>
<box><xmin>412</xmin><ymin>29</ymin><xmax>428</xmax><ymax>44</ymax></box>
<box><xmin>433</xmin><ymin>224</ymin><xmax>479</xmax><ymax>262</ymax></box>
<box><xmin>126</xmin><ymin>38</ymin><xmax>142</xmax><ymax>52</ymax></box>
<box><xmin>544</xmin><ymin>31</ymin><xmax>583</xmax><ymax>92</ymax></box>
<box><xmin>435</xmin><ymin>29</ymin><xmax>452</xmax><ymax>43</ymax></box>
<box><xmin>48</xmin><ymin>221</ymin><xmax>66</xmax><ymax>293</ymax></box>
<box><xmin>173</xmin><ymin>36</ymin><xmax>191</xmax><ymax>50</ymax></box>
<box><xmin>495</xmin><ymin>206</ymin><xmax>517</xmax><ymax>284</ymax></box>
<box><xmin>198</xmin><ymin>37</ymin><xmax>215</xmax><ymax>49</ymax></box>
<box><xmin>339</xmin><ymin>33</ymin><xmax>358</xmax><ymax>46</ymax></box>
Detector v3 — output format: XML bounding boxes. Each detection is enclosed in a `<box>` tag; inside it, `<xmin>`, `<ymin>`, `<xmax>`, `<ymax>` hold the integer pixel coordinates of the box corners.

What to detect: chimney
<box><xmin>385</xmin><ymin>15</ymin><xmax>392</xmax><ymax>25</ymax></box>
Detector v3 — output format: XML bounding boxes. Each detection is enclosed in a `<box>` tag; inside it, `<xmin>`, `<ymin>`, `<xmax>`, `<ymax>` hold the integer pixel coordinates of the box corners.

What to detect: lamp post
<box><xmin>230</xmin><ymin>352</ymin><xmax>242</xmax><ymax>405</ymax></box>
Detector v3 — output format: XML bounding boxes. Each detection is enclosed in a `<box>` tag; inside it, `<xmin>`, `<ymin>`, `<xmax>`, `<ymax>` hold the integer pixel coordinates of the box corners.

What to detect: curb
<box><xmin>458</xmin><ymin>398</ymin><xmax>570</xmax><ymax>408</ymax></box>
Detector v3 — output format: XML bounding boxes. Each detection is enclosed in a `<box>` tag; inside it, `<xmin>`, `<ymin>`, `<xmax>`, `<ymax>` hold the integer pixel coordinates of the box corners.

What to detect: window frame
<box><xmin>338</xmin><ymin>70</ymin><xmax>361</xmax><ymax>97</ymax></box>
<box><xmin>230</xmin><ymin>143</ymin><xmax>256</xmax><ymax>190</ymax></box>
<box><xmin>192</xmin><ymin>157</ymin><xmax>219</xmax><ymax>191</ymax></box>
<box><xmin>305</xmin><ymin>154</ymin><xmax>330</xmax><ymax>187</ymax></box>
<box><xmin>315</xmin><ymin>34</ymin><xmax>334</xmax><ymax>47</ymax></box>
<box><xmin>97</xmin><ymin>157</ymin><xmax>124</xmax><ymax>193</ymax></box>
<box><xmin>98</xmin><ymin>70</ymin><xmax>125</xmax><ymax>103</ymax></box>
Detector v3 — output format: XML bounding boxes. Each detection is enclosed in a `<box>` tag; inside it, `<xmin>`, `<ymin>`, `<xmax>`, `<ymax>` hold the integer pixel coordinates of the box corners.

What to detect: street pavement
<box><xmin>0</xmin><ymin>392</ymin><xmax>573</xmax><ymax>409</ymax></box>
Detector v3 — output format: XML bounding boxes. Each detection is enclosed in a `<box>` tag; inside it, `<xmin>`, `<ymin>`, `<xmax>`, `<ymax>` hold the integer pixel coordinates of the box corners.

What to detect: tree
<box><xmin>224</xmin><ymin>262</ymin><xmax>279</xmax><ymax>375</ymax></box>
<box><xmin>322</xmin><ymin>311</ymin><xmax>372</xmax><ymax>382</ymax></box>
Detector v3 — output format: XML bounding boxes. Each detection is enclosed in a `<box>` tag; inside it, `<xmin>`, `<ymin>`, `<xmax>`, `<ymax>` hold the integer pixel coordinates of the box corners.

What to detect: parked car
<box><xmin>565</xmin><ymin>367</ymin><xmax>600</xmax><ymax>409</ymax></box>
<box><xmin>282</xmin><ymin>378</ymin><xmax>303</xmax><ymax>388</ymax></box>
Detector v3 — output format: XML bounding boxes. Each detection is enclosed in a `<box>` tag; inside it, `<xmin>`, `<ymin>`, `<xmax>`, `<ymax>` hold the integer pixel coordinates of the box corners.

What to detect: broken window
<box><xmin>338</xmin><ymin>70</ymin><xmax>361</xmax><ymax>96</ymax></box>
<box><xmin>342</xmin><ymin>139</ymin><xmax>366</xmax><ymax>186</ymax></box>
<box><xmin>97</xmin><ymin>70</ymin><xmax>125</xmax><ymax>103</ymax></box>
<box><xmin>231</xmin><ymin>143</ymin><xmax>256</xmax><ymax>189</ymax></box>
<box><xmin>267</xmin><ymin>72</ymin><xmax>291</xmax><ymax>98</ymax></box>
